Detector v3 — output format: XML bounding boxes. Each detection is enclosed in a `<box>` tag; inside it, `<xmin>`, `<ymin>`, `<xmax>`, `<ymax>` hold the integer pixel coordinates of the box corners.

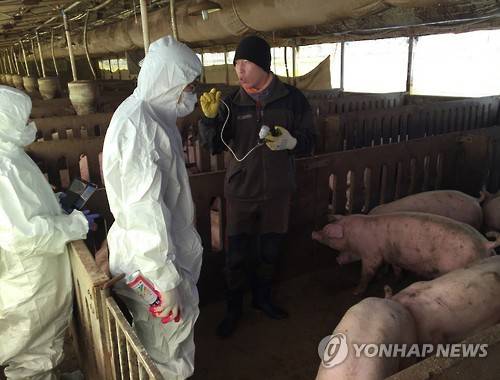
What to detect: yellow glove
<box><xmin>200</xmin><ymin>88</ymin><xmax>221</xmax><ymax>118</ymax></box>
<box><xmin>265</xmin><ymin>126</ymin><xmax>297</xmax><ymax>151</ymax></box>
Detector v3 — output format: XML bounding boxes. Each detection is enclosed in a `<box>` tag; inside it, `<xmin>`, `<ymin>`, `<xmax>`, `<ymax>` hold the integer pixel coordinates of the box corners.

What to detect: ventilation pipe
<box><xmin>37</xmin><ymin>0</ymin><xmax>496</xmax><ymax>59</ymax></box>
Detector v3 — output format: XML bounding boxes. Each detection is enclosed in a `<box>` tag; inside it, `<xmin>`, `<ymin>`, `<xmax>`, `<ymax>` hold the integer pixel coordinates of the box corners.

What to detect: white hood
<box><xmin>134</xmin><ymin>36</ymin><xmax>202</xmax><ymax>122</ymax></box>
<box><xmin>0</xmin><ymin>85</ymin><xmax>36</xmax><ymax>147</ymax></box>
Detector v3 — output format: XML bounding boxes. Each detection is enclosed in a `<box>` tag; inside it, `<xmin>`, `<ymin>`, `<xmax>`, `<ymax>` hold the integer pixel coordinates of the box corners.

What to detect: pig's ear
<box><xmin>327</xmin><ymin>214</ymin><xmax>345</xmax><ymax>223</ymax></box>
<box><xmin>329</xmin><ymin>224</ymin><xmax>344</xmax><ymax>238</ymax></box>
<box><xmin>479</xmin><ymin>190</ymin><xmax>492</xmax><ymax>203</ymax></box>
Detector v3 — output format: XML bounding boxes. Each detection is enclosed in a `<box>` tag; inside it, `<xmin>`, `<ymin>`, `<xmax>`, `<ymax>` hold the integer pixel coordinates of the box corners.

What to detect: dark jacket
<box><xmin>199</xmin><ymin>76</ymin><xmax>314</xmax><ymax>201</ymax></box>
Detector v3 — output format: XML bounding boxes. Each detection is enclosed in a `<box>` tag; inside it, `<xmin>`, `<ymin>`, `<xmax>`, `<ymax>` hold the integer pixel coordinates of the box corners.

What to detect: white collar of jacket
<box><xmin>132</xmin><ymin>35</ymin><xmax>202</xmax><ymax>123</ymax></box>
<box><xmin>0</xmin><ymin>85</ymin><xmax>37</xmax><ymax>148</ymax></box>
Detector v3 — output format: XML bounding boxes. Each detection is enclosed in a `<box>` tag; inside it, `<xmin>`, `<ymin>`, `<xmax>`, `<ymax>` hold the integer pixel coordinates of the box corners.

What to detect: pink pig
<box><xmin>482</xmin><ymin>191</ymin><xmax>500</xmax><ymax>233</ymax></box>
<box><xmin>312</xmin><ymin>213</ymin><xmax>499</xmax><ymax>294</ymax></box>
<box><xmin>369</xmin><ymin>190</ymin><xmax>483</xmax><ymax>230</ymax></box>
<box><xmin>316</xmin><ymin>297</ymin><xmax>416</xmax><ymax>380</ymax></box>
<box><xmin>386</xmin><ymin>255</ymin><xmax>500</xmax><ymax>344</ymax></box>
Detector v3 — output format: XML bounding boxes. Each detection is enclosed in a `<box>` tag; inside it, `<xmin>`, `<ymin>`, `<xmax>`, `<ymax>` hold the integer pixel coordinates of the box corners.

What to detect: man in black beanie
<box><xmin>233</xmin><ymin>35</ymin><xmax>272</xmax><ymax>73</ymax></box>
<box><xmin>199</xmin><ymin>35</ymin><xmax>314</xmax><ymax>338</ymax></box>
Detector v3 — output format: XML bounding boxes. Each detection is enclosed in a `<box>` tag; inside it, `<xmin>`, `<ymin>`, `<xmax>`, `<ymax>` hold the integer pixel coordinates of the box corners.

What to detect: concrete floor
<box><xmin>192</xmin><ymin>262</ymin><xmax>400</xmax><ymax>380</ymax></box>
<box><xmin>192</xmin><ymin>259</ymin><xmax>500</xmax><ymax>380</ymax></box>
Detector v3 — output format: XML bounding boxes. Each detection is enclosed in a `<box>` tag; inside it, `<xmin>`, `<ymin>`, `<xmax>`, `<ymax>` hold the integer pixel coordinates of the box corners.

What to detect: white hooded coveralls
<box><xmin>102</xmin><ymin>36</ymin><xmax>203</xmax><ymax>379</ymax></box>
<box><xmin>0</xmin><ymin>86</ymin><xmax>89</xmax><ymax>379</ymax></box>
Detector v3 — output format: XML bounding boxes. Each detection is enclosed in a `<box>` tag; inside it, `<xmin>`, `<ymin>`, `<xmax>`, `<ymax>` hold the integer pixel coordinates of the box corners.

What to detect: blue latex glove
<box><xmin>83</xmin><ymin>209</ymin><xmax>100</xmax><ymax>231</ymax></box>
<box><xmin>56</xmin><ymin>192</ymin><xmax>66</xmax><ymax>204</ymax></box>
<box><xmin>56</xmin><ymin>192</ymin><xmax>73</xmax><ymax>214</ymax></box>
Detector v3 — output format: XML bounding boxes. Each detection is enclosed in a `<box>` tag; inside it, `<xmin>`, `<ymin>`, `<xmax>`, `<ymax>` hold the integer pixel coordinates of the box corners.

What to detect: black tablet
<box><xmin>60</xmin><ymin>178</ymin><xmax>97</xmax><ymax>213</ymax></box>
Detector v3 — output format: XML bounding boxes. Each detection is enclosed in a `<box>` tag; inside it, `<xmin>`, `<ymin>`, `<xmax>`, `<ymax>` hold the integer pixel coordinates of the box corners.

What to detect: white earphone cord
<box><xmin>220</xmin><ymin>99</ymin><xmax>264</xmax><ymax>162</ymax></box>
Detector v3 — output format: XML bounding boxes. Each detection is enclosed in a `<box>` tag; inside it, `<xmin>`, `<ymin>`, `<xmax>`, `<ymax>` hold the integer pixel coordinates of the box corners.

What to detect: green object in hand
<box><xmin>270</xmin><ymin>126</ymin><xmax>282</xmax><ymax>137</ymax></box>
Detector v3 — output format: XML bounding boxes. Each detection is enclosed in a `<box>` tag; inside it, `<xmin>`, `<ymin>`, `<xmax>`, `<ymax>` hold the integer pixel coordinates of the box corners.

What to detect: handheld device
<box><xmin>60</xmin><ymin>178</ymin><xmax>97</xmax><ymax>214</ymax></box>
<box><xmin>259</xmin><ymin>125</ymin><xmax>281</xmax><ymax>142</ymax></box>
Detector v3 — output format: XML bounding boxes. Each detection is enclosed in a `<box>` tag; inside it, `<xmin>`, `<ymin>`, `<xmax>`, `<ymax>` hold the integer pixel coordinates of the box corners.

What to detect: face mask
<box><xmin>176</xmin><ymin>91</ymin><xmax>197</xmax><ymax>118</ymax></box>
<box><xmin>18</xmin><ymin>120</ymin><xmax>37</xmax><ymax>146</ymax></box>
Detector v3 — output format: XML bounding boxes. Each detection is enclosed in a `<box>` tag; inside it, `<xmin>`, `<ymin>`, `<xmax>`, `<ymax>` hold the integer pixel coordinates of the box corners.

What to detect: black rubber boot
<box><xmin>216</xmin><ymin>292</ymin><xmax>243</xmax><ymax>338</ymax></box>
<box><xmin>252</xmin><ymin>282</ymin><xmax>289</xmax><ymax>320</ymax></box>
<box><xmin>251</xmin><ymin>233</ymin><xmax>289</xmax><ymax>319</ymax></box>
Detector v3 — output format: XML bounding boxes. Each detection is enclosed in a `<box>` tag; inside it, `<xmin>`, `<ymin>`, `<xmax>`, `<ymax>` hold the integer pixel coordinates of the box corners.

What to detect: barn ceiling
<box><xmin>0</xmin><ymin>0</ymin><xmax>499</xmax><ymax>55</ymax></box>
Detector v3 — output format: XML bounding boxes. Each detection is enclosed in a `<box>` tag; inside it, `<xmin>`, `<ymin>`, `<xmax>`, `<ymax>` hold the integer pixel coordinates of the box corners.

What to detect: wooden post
<box><xmin>340</xmin><ymin>41</ymin><xmax>345</xmax><ymax>92</ymax></box>
<box><xmin>139</xmin><ymin>0</ymin><xmax>150</xmax><ymax>54</ymax></box>
<box><xmin>406</xmin><ymin>36</ymin><xmax>415</xmax><ymax>94</ymax></box>
<box><xmin>224</xmin><ymin>48</ymin><xmax>229</xmax><ymax>85</ymax></box>
<box><xmin>117</xmin><ymin>56</ymin><xmax>121</xmax><ymax>80</ymax></box>
<box><xmin>201</xmin><ymin>49</ymin><xmax>206</xmax><ymax>83</ymax></box>
<box><xmin>170</xmin><ymin>0</ymin><xmax>179</xmax><ymax>40</ymax></box>
<box><xmin>284</xmin><ymin>46</ymin><xmax>290</xmax><ymax>84</ymax></box>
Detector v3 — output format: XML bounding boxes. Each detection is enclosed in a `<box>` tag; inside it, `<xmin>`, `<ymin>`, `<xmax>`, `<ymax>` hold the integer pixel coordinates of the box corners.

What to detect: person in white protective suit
<box><xmin>0</xmin><ymin>85</ymin><xmax>90</xmax><ymax>379</ymax></box>
<box><xmin>102</xmin><ymin>35</ymin><xmax>203</xmax><ymax>379</ymax></box>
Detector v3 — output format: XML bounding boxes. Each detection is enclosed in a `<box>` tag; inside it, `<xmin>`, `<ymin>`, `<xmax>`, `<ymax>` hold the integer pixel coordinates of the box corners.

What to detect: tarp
<box><xmin>277</xmin><ymin>56</ymin><xmax>332</xmax><ymax>91</ymax></box>
<box><xmin>203</xmin><ymin>55</ymin><xmax>331</xmax><ymax>91</ymax></box>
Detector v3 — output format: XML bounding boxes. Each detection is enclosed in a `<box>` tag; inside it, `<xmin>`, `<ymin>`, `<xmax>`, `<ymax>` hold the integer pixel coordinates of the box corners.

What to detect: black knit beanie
<box><xmin>233</xmin><ymin>36</ymin><xmax>271</xmax><ymax>73</ymax></box>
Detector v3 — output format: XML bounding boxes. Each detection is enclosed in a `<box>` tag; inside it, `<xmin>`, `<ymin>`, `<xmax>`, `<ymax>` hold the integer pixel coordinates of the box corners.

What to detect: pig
<box><xmin>368</xmin><ymin>190</ymin><xmax>483</xmax><ymax>230</ymax></box>
<box><xmin>316</xmin><ymin>297</ymin><xmax>416</xmax><ymax>380</ymax></box>
<box><xmin>482</xmin><ymin>191</ymin><xmax>500</xmax><ymax>232</ymax></box>
<box><xmin>312</xmin><ymin>213</ymin><xmax>499</xmax><ymax>294</ymax></box>
<box><xmin>385</xmin><ymin>255</ymin><xmax>500</xmax><ymax>345</ymax></box>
